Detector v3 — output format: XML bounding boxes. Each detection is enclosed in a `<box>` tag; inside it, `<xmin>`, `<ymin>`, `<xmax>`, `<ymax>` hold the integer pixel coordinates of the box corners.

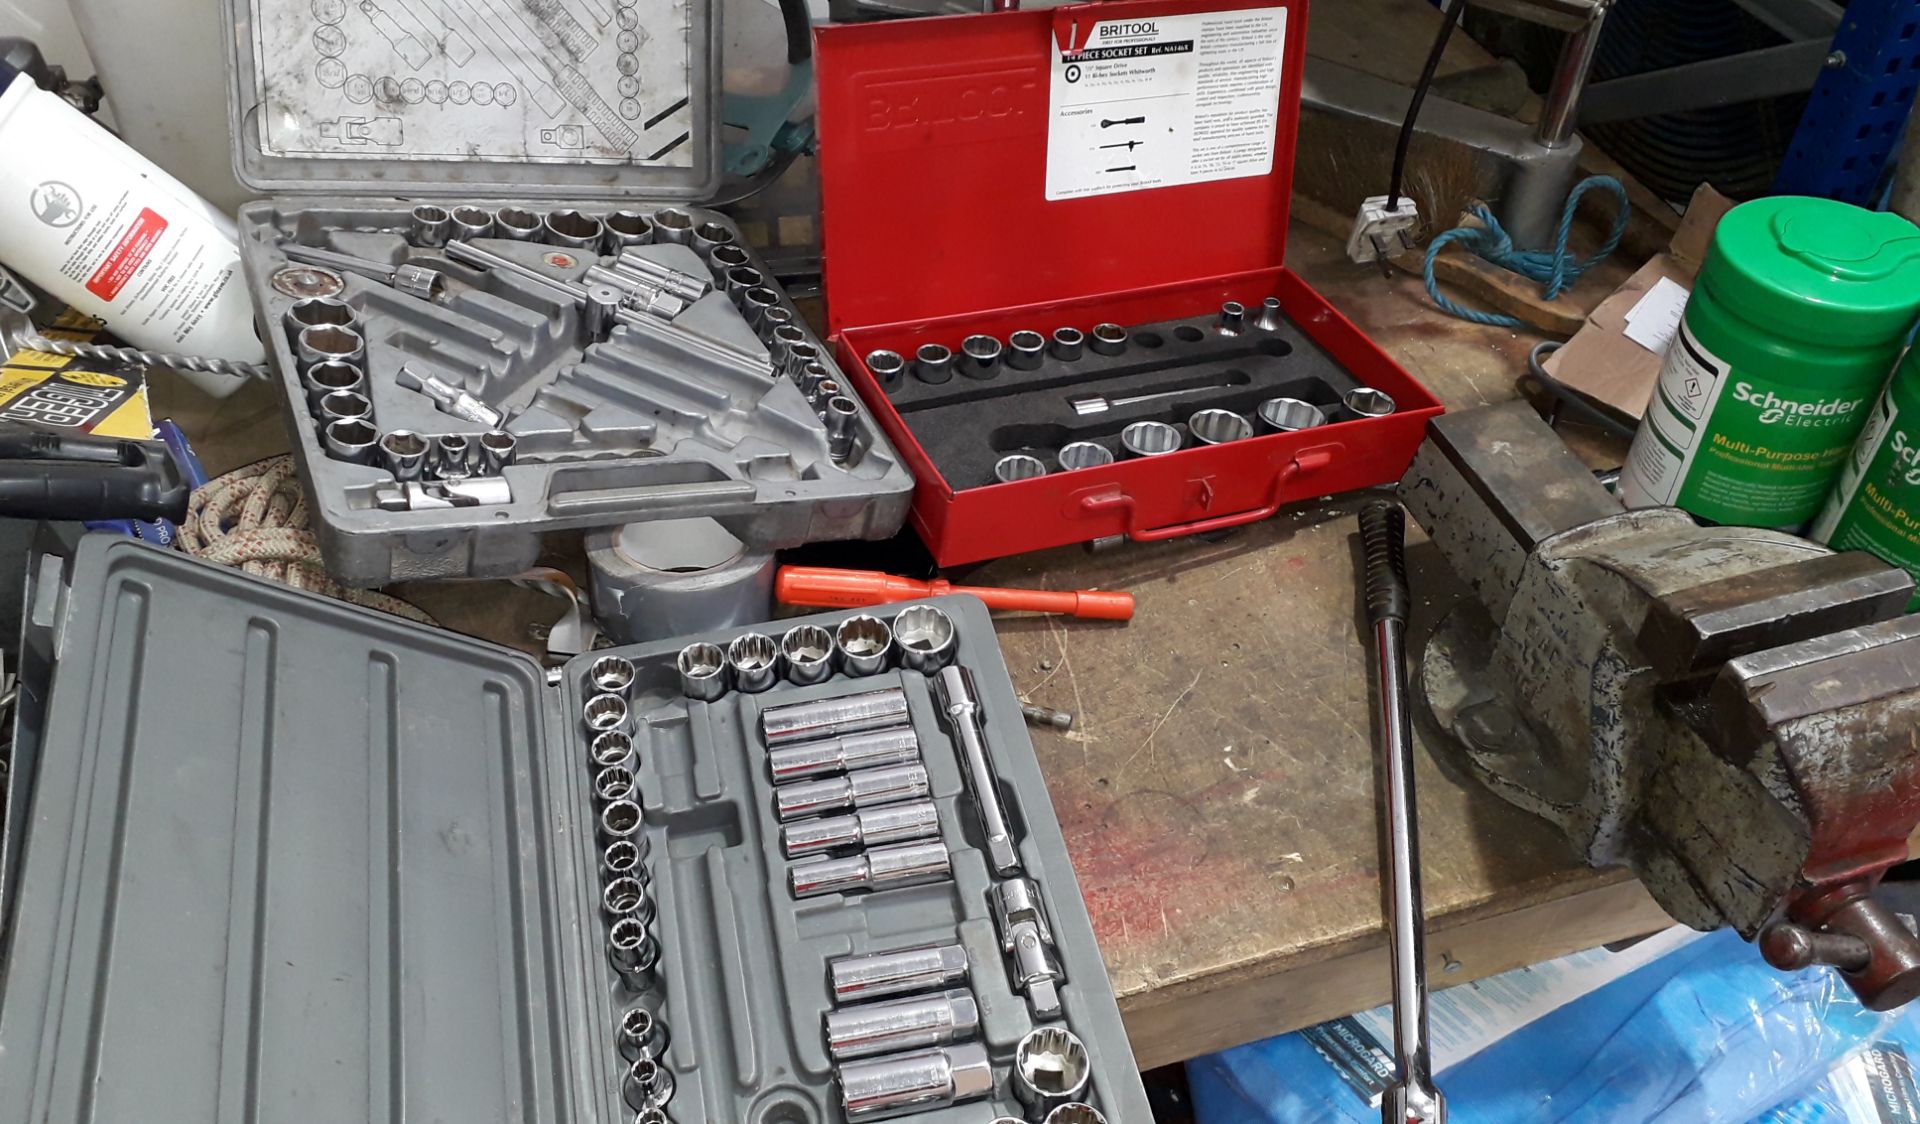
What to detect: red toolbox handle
<box><xmin>1077</xmin><ymin>448</ymin><xmax>1334</xmax><ymax>542</ymax></box>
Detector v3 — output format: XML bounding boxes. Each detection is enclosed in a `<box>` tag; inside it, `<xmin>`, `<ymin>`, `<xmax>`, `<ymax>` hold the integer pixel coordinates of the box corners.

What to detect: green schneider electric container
<box><xmin>1815</xmin><ymin>346</ymin><xmax>1920</xmax><ymax>608</ymax></box>
<box><xmin>1621</xmin><ymin>197</ymin><xmax>1920</xmax><ymax>529</ymax></box>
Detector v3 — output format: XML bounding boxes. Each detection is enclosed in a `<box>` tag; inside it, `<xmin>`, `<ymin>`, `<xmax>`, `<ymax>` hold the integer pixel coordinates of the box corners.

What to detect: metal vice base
<box><xmin>1403</xmin><ymin>402</ymin><xmax>1920</xmax><ymax>1010</ymax></box>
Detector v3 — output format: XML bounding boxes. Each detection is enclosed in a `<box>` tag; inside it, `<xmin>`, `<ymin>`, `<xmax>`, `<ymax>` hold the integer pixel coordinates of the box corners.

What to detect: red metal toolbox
<box><xmin>816</xmin><ymin>0</ymin><xmax>1443</xmax><ymax>566</ymax></box>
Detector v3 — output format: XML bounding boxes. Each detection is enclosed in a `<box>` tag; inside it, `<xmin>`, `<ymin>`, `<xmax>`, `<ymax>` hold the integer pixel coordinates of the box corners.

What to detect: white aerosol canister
<box><xmin>0</xmin><ymin>61</ymin><xmax>261</xmax><ymax>397</ymax></box>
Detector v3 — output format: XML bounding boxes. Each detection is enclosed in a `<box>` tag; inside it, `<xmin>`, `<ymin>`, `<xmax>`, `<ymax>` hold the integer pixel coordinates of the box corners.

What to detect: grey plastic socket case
<box><xmin>235</xmin><ymin>202</ymin><xmax>914</xmax><ymax>586</ymax></box>
<box><xmin>0</xmin><ymin>537</ymin><xmax>1150</xmax><ymax>1124</ymax></box>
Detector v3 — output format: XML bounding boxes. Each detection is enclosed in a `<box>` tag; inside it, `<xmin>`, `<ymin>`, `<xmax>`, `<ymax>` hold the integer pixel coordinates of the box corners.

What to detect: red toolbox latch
<box><xmin>1071</xmin><ymin>446</ymin><xmax>1335</xmax><ymax>542</ymax></box>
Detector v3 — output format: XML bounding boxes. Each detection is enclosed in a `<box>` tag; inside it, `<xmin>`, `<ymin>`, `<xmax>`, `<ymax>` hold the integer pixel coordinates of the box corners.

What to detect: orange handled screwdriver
<box><xmin>776</xmin><ymin>566</ymin><xmax>1135</xmax><ymax>621</ymax></box>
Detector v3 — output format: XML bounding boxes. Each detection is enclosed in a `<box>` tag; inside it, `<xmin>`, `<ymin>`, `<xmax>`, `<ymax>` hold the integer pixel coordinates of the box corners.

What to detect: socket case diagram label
<box><xmin>251</xmin><ymin>0</ymin><xmax>695</xmax><ymax>166</ymax></box>
<box><xmin>1046</xmin><ymin>7</ymin><xmax>1287</xmax><ymax>201</ymax></box>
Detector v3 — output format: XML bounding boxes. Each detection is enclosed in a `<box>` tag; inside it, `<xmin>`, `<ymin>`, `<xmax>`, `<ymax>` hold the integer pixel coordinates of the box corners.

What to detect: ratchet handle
<box><xmin>1359</xmin><ymin>499</ymin><xmax>1410</xmax><ymax>626</ymax></box>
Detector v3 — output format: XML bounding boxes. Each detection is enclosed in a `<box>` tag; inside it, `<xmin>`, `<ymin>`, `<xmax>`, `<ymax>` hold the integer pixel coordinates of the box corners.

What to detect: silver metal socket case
<box><xmin>678</xmin><ymin>642</ymin><xmax>729</xmax><ymax>701</ymax></box>
<box><xmin>1013</xmin><ymin>1026</ymin><xmax>1092</xmax><ymax>1116</ymax></box>
<box><xmin>829</xmin><ymin>943</ymin><xmax>971</xmax><ymax>1006</ymax></box>
<box><xmin>618</xmin><ymin>1007</ymin><xmax>669</xmax><ymax>1062</ymax></box>
<box><xmin>835</xmin><ymin>615</ymin><xmax>894</xmax><ymax>677</ymax></box>
<box><xmin>761</xmin><ymin>687</ymin><xmax>911</xmax><ymax>746</ymax></box>
<box><xmin>782</xmin><ymin>798</ymin><xmax>942</xmax><ymax>859</ymax></box>
<box><xmin>825</xmin><ymin>987</ymin><xmax>980</xmax><ymax>1061</ymax></box>
<box><xmin>780</xmin><ymin>624</ymin><xmax>835</xmax><ymax>686</ymax></box>
<box><xmin>892</xmin><ymin>605</ymin><xmax>957</xmax><ymax>672</ymax></box>
<box><xmin>838</xmin><ymin>1041</ymin><xmax>993</xmax><ymax>1121</ymax></box>
<box><xmin>790</xmin><ymin>839</ymin><xmax>952</xmax><ymax>899</ymax></box>
<box><xmin>774</xmin><ymin>762</ymin><xmax>931</xmax><ymax>822</ymax></box>
<box><xmin>767</xmin><ymin>727</ymin><xmax>921</xmax><ymax>785</ymax></box>
<box><xmin>726</xmin><ymin>632</ymin><xmax>779</xmax><ymax>693</ymax></box>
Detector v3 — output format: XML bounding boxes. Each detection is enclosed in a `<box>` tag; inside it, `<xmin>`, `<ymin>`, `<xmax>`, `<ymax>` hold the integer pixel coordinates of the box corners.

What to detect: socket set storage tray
<box><xmin>0</xmin><ymin>537</ymin><xmax>1148</xmax><ymax>1124</ymax></box>
<box><xmin>236</xmin><ymin>200</ymin><xmax>914</xmax><ymax>586</ymax></box>
<box><xmin>815</xmin><ymin>1</ymin><xmax>1444</xmax><ymax>566</ymax></box>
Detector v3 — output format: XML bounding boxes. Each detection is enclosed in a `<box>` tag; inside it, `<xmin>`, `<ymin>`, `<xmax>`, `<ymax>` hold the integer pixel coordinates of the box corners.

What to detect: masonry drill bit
<box><xmin>0</xmin><ymin>309</ymin><xmax>270</xmax><ymax>380</ymax></box>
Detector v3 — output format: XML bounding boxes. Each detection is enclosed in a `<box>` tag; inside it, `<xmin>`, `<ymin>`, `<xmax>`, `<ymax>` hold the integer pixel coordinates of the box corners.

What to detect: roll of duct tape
<box><xmin>585</xmin><ymin>518</ymin><xmax>776</xmax><ymax>645</ymax></box>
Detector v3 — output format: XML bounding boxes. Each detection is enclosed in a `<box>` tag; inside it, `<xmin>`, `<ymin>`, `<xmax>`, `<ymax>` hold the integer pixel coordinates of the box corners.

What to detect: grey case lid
<box><xmin>0</xmin><ymin>537</ymin><xmax>598</xmax><ymax>1122</ymax></box>
<box><xmin>221</xmin><ymin>0</ymin><xmax>722</xmax><ymax>199</ymax></box>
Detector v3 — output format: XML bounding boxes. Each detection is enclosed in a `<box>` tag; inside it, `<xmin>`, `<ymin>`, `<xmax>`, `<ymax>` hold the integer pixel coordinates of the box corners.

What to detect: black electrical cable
<box><xmin>1388</xmin><ymin>0</ymin><xmax>1466</xmax><ymax>211</ymax></box>
<box><xmin>1527</xmin><ymin>341</ymin><xmax>1639</xmax><ymax>439</ymax></box>
<box><xmin>780</xmin><ymin>0</ymin><xmax>813</xmax><ymax>64</ymax></box>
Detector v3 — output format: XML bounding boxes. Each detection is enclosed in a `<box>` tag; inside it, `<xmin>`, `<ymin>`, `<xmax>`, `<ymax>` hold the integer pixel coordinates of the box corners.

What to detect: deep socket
<box><xmin>762</xmin><ymin>687</ymin><xmax>910</xmax><ymax>746</ymax></box>
<box><xmin>866</xmin><ymin>350</ymin><xmax>906</xmax><ymax>391</ymax></box>
<box><xmin>608</xmin><ymin>916</ymin><xmax>658</xmax><ymax>992</ymax></box>
<box><xmin>622</xmin><ymin>1055</ymin><xmax>675</xmax><ymax>1112</ymax></box>
<box><xmin>283</xmin><ymin>295</ymin><xmax>354</xmax><ymax>342</ymax></box>
<box><xmin>602</xmin><ymin>875</ymin><xmax>655</xmax><ymax>926</ymax></box>
<box><xmin>1258</xmin><ymin>397</ymin><xmax>1327</xmax><ymax>432</ymax></box>
<box><xmin>604</xmin><ymin>209</ymin><xmax>654</xmax><ymax>251</ymax></box>
<box><xmin>835</xmin><ymin>615</ymin><xmax>894</xmax><ymax>677</ymax></box>
<box><xmin>448</xmin><ymin>205</ymin><xmax>494</xmax><ymax>242</ymax></box>
<box><xmin>826</xmin><ymin>396</ymin><xmax>860</xmax><ymax>464</ymax></box>
<box><xmin>1344</xmin><ymin>386</ymin><xmax>1398</xmax><ymax>419</ymax></box>
<box><xmin>591</xmin><ymin>730</ymin><xmax>634</xmax><ymax>769</ymax></box>
<box><xmin>317</xmin><ymin>390</ymin><xmax>373</xmax><ymax>426</ymax></box>
<box><xmin>477</xmin><ymin>429</ymin><xmax>517</xmax><ymax>474</ymax></box>
<box><xmin>1057</xmin><ymin>441</ymin><xmax>1115</xmax><ymax>471</ymax></box>
<box><xmin>595</xmin><ymin>765</ymin><xmax>638</xmax><ymax>804</ymax></box>
<box><xmin>494</xmin><ymin>206</ymin><xmax>542</xmax><ymax>241</ymax></box>
<box><xmin>1121</xmin><ymin>420</ymin><xmax>1182</xmax><ymax>458</ymax></box>
<box><xmin>408</xmin><ymin>203</ymin><xmax>452</xmax><ymax>247</ymax></box>
<box><xmin>584</xmin><ymin>692</ymin><xmax>629</xmax><ymax>733</ymax></box>
<box><xmin>618</xmin><ymin>1006</ymin><xmax>669</xmax><ymax>1061</ymax></box>
<box><xmin>599</xmin><ymin>798</ymin><xmax>643</xmax><ymax>846</ymax></box>
<box><xmin>678</xmin><ymin>641</ymin><xmax>729</xmax><ymax>700</ymax></box>
<box><xmin>775</xmin><ymin>762</ymin><xmax>931</xmax><ymax>822</ymax></box>
<box><xmin>1189</xmin><ymin>409</ymin><xmax>1253</xmax><ymax>445</ymax></box>
<box><xmin>960</xmin><ymin>334</ymin><xmax>1002</xmax><ymax>379</ymax></box>
<box><xmin>434</xmin><ymin>433</ymin><xmax>472</xmax><ymax>478</ymax></box>
<box><xmin>995</xmin><ymin>454</ymin><xmax>1047</xmax><ymax>484</ymax></box>
<box><xmin>837</xmin><ymin>1041</ymin><xmax>993</xmax><ymax>1121</ymax></box>
<box><xmin>829</xmin><ymin>943</ymin><xmax>970</xmax><ymax>1005</ymax></box>
<box><xmin>379</xmin><ymin>430</ymin><xmax>428</xmax><ymax>481</ymax></box>
<box><xmin>791</xmin><ymin>839</ymin><xmax>952</xmax><ymax>899</ymax></box>
<box><xmin>825</xmin><ymin>987</ymin><xmax>980</xmax><ymax>1061</ymax></box>
<box><xmin>589</xmin><ymin>655</ymin><xmax>636</xmax><ymax>694</ymax></box>
<box><xmin>1219</xmin><ymin>300</ymin><xmax>1247</xmax><ymax>335</ymax></box>
<box><xmin>768</xmin><ymin>727</ymin><xmax>921</xmax><ymax>784</ymax></box>
<box><xmin>1006</xmin><ymin>330</ymin><xmax>1046</xmax><ymax>370</ymax></box>
<box><xmin>913</xmin><ymin>343</ymin><xmax>954</xmax><ymax>385</ymax></box>
<box><xmin>297</xmin><ymin>323</ymin><xmax>366</xmax><ymax>370</ymax></box>
<box><xmin>892</xmin><ymin>605</ymin><xmax>957</xmax><ymax>672</ymax></box>
<box><xmin>324</xmin><ymin>418</ymin><xmax>378</xmax><ymax>464</ymax></box>
<box><xmin>780</xmin><ymin>624</ymin><xmax>835</xmax><ymax>686</ymax></box>
<box><xmin>1089</xmin><ymin>322</ymin><xmax>1129</xmax><ymax>355</ymax></box>
<box><xmin>304</xmin><ymin>361</ymin><xmax>363</xmax><ymax>414</ymax></box>
<box><xmin>1050</xmin><ymin>327</ymin><xmax>1086</xmax><ymax>361</ymax></box>
<box><xmin>651</xmin><ymin>207</ymin><xmax>695</xmax><ymax>245</ymax></box>
<box><xmin>726</xmin><ymin>632</ymin><xmax>779</xmax><ymax>693</ymax></box>
<box><xmin>783</xmin><ymin>799</ymin><xmax>942</xmax><ymax>858</ymax></box>
<box><xmin>1255</xmin><ymin>295</ymin><xmax>1285</xmax><ymax>330</ymax></box>
<box><xmin>1013</xmin><ymin>1026</ymin><xmax>1092</xmax><ymax>1116</ymax></box>
<box><xmin>542</xmin><ymin>209</ymin><xmax>604</xmax><ymax>249</ymax></box>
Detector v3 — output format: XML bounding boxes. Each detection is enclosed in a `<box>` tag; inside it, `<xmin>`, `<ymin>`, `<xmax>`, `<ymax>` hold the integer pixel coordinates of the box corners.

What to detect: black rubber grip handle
<box><xmin>0</xmin><ymin>435</ymin><xmax>189</xmax><ymax>523</ymax></box>
<box><xmin>1360</xmin><ymin>499</ymin><xmax>1411</xmax><ymax>625</ymax></box>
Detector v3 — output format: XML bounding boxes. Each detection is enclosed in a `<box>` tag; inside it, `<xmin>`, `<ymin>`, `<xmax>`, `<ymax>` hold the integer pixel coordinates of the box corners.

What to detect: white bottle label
<box><xmin>1620</xmin><ymin>320</ymin><xmax>1728</xmax><ymax>508</ymax></box>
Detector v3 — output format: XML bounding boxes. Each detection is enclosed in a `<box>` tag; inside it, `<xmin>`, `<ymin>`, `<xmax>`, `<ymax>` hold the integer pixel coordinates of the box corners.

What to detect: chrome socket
<box><xmin>408</xmin><ymin>203</ymin><xmax>452</xmax><ymax>247</ymax></box>
<box><xmin>1343</xmin><ymin>386</ymin><xmax>1398</xmax><ymax>419</ymax></box>
<box><xmin>994</xmin><ymin>454</ymin><xmax>1047</xmax><ymax>484</ymax></box>
<box><xmin>599</xmin><ymin>798</ymin><xmax>644</xmax><ymax>846</ymax></box>
<box><xmin>584</xmin><ymin>692</ymin><xmax>629</xmax><ymax>734</ymax></box>
<box><xmin>1050</xmin><ymin>327</ymin><xmax>1086</xmax><ymax>361</ymax></box>
<box><xmin>762</xmin><ymin>687</ymin><xmax>909</xmax><ymax>746</ymax></box>
<box><xmin>590</xmin><ymin>655</ymin><xmax>637</xmax><ymax>695</ymax></box>
<box><xmin>775</xmin><ymin>762</ymin><xmax>931</xmax><ymax>822</ymax></box>
<box><xmin>651</xmin><ymin>207</ymin><xmax>695</xmax><ymax>245</ymax></box>
<box><xmin>691</xmin><ymin>219</ymin><xmax>736</xmax><ymax>259</ymax></box>
<box><xmin>783</xmin><ymin>798</ymin><xmax>942</xmax><ymax>859</ymax></box>
<box><xmin>542</xmin><ymin>209</ymin><xmax>604</xmax><ymax>249</ymax></box>
<box><xmin>477</xmin><ymin>429</ymin><xmax>517</xmax><ymax>474</ymax></box>
<box><xmin>603</xmin><ymin>209</ymin><xmax>655</xmax><ymax>252</ymax></box>
<box><xmin>829</xmin><ymin>942</ymin><xmax>970</xmax><ymax>1006</ymax></box>
<box><xmin>893</xmin><ymin>605</ymin><xmax>957</xmax><ymax>672</ymax></box>
<box><xmin>726</xmin><ymin>632</ymin><xmax>780</xmax><ymax>694</ymax></box>
<box><xmin>678</xmin><ymin>642</ymin><xmax>729</xmax><ymax>701</ymax></box>
<box><xmin>296</xmin><ymin>323</ymin><xmax>366</xmax><ymax>370</ymax></box>
<box><xmin>378</xmin><ymin>430</ymin><xmax>428</xmax><ymax>481</ymax></box>
<box><xmin>798</xmin><ymin>362</ymin><xmax>831</xmax><ymax>401</ymax></box>
<box><xmin>781</xmin><ymin>624</ymin><xmax>835</xmax><ymax>686</ymax></box>
<box><xmin>725</xmin><ymin>265</ymin><xmax>765</xmax><ymax>303</ymax></box>
<box><xmin>826</xmin><ymin>396</ymin><xmax>860</xmax><ymax>465</ymax></box>
<box><xmin>866</xmin><ymin>350</ymin><xmax>906</xmax><ymax>391</ymax></box>
<box><xmin>283</xmin><ymin>295</ymin><xmax>354</xmax><ymax>342</ymax></box>
<box><xmin>494</xmin><ymin>206</ymin><xmax>543</xmax><ymax>241</ymax></box>
<box><xmin>591</xmin><ymin>730</ymin><xmax>635</xmax><ymax>770</ymax></box>
<box><xmin>760</xmin><ymin>306</ymin><xmax>796</xmax><ymax>338</ymax></box>
<box><xmin>1121</xmin><ymin>420</ymin><xmax>1182</xmax><ymax>458</ymax></box>
<box><xmin>1219</xmin><ymin>300</ymin><xmax>1247</xmax><ymax>335</ymax></box>
<box><xmin>1046</xmin><ymin>1106</ymin><xmax>1108</xmax><ymax>1124</ymax></box>
<box><xmin>603</xmin><ymin>837</ymin><xmax>647</xmax><ymax>882</ymax></box>
<box><xmin>784</xmin><ymin>342</ymin><xmax>822</xmax><ymax>381</ymax></box>
<box><xmin>769</xmin><ymin>323</ymin><xmax>809</xmax><ymax>370</ymax></box>
<box><xmin>304</xmin><ymin>360</ymin><xmax>363</xmax><ymax>415</ymax></box>
<box><xmin>1006</xmin><ymin>329</ymin><xmax>1046</xmax><ymax>370</ymax></box>
<box><xmin>913</xmin><ymin>343</ymin><xmax>954</xmax><ymax>385</ymax></box>
<box><xmin>608</xmin><ymin>914</ymin><xmax>659</xmax><ymax>993</ymax></box>
<box><xmin>826</xmin><ymin>987</ymin><xmax>980</xmax><ymax>1062</ymax></box>
<box><xmin>960</xmin><ymin>334</ymin><xmax>1002</xmax><ymax>379</ymax></box>
<box><xmin>1089</xmin><ymin>322</ymin><xmax>1128</xmax><ymax>356</ymax></box>
<box><xmin>390</xmin><ymin>263</ymin><xmax>443</xmax><ymax>301</ymax></box>
<box><xmin>595</xmin><ymin>765</ymin><xmax>638</xmax><ymax>805</ymax></box>
<box><xmin>1258</xmin><ymin>397</ymin><xmax>1327</xmax><ymax>433</ymax></box>
<box><xmin>792</xmin><ymin>839</ymin><xmax>953</xmax><ymax>899</ymax></box>
<box><xmin>317</xmin><ymin>390</ymin><xmax>373</xmax><ymax>426</ymax></box>
<box><xmin>1057</xmin><ymin>441</ymin><xmax>1115</xmax><ymax>471</ymax></box>
<box><xmin>708</xmin><ymin>242</ymin><xmax>752</xmax><ymax>283</ymax></box>
<box><xmin>1013</xmin><ymin>1027</ymin><xmax>1092</xmax><ymax>1116</ymax></box>
<box><xmin>838</xmin><ymin>1041</ymin><xmax>993</xmax><ymax>1121</ymax></box>
<box><xmin>741</xmin><ymin>286</ymin><xmax>782</xmax><ymax>333</ymax></box>
<box><xmin>1255</xmin><ymin>295</ymin><xmax>1285</xmax><ymax>331</ymax></box>
<box><xmin>1189</xmin><ymin>409</ymin><xmax>1253</xmax><ymax>445</ymax></box>
<box><xmin>448</xmin><ymin>205</ymin><xmax>494</xmax><ymax>242</ymax></box>
<box><xmin>768</xmin><ymin>727</ymin><xmax>921</xmax><ymax>785</ymax></box>
<box><xmin>602</xmin><ymin>875</ymin><xmax>655</xmax><ymax>927</ymax></box>
<box><xmin>622</xmin><ymin>1055</ymin><xmax>675</xmax><ymax>1112</ymax></box>
<box><xmin>812</xmin><ymin>380</ymin><xmax>844</xmax><ymax>412</ymax></box>
<box><xmin>434</xmin><ymin>433</ymin><xmax>472</xmax><ymax>479</ymax></box>
<box><xmin>323</xmin><ymin>417</ymin><xmax>378</xmax><ymax>464</ymax></box>
<box><xmin>618</xmin><ymin>1006</ymin><xmax>669</xmax><ymax>1062</ymax></box>
<box><xmin>835</xmin><ymin>615</ymin><xmax>894</xmax><ymax>677</ymax></box>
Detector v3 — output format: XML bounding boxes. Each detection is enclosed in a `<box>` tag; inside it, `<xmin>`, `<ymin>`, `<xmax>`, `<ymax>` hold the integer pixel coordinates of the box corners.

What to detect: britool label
<box><xmin>1622</xmin><ymin>320</ymin><xmax>1876</xmax><ymax>527</ymax></box>
<box><xmin>1815</xmin><ymin>394</ymin><xmax>1920</xmax><ymax>607</ymax></box>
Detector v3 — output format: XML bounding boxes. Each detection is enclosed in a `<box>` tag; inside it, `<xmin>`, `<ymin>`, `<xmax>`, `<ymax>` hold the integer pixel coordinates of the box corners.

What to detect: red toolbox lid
<box><xmin>815</xmin><ymin>0</ymin><xmax>1304</xmax><ymax>334</ymax></box>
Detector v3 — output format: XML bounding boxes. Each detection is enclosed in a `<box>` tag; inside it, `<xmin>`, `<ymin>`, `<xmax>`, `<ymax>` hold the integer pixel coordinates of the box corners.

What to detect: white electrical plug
<box><xmin>1346</xmin><ymin>195</ymin><xmax>1422</xmax><ymax>265</ymax></box>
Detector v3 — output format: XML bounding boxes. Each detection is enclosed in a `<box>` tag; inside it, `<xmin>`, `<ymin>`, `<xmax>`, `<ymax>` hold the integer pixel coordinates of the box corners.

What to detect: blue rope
<box><xmin>1422</xmin><ymin>175</ymin><xmax>1632</xmax><ymax>329</ymax></box>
